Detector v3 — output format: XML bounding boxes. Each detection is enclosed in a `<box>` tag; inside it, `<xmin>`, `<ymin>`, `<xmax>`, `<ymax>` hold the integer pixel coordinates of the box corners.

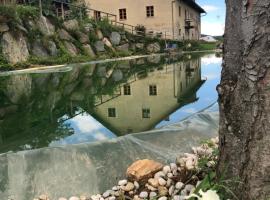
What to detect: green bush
<box><xmin>16</xmin><ymin>5</ymin><xmax>39</xmax><ymax>19</ymax></box>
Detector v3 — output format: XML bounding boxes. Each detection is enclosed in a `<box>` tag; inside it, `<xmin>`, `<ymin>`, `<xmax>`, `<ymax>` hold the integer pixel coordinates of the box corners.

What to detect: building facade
<box><xmin>84</xmin><ymin>0</ymin><xmax>205</xmax><ymax>40</ymax></box>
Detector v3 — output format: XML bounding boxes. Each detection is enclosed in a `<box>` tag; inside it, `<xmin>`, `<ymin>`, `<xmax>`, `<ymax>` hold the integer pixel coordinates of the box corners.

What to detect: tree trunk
<box><xmin>218</xmin><ymin>0</ymin><xmax>270</xmax><ymax>199</ymax></box>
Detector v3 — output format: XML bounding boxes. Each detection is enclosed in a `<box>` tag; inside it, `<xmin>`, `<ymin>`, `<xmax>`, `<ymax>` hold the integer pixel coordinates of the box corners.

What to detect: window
<box><xmin>123</xmin><ymin>84</ymin><xmax>131</xmax><ymax>95</ymax></box>
<box><xmin>108</xmin><ymin>108</ymin><xmax>116</xmax><ymax>117</ymax></box>
<box><xmin>179</xmin><ymin>6</ymin><xmax>181</xmax><ymax>16</ymax></box>
<box><xmin>149</xmin><ymin>85</ymin><xmax>157</xmax><ymax>96</ymax></box>
<box><xmin>94</xmin><ymin>11</ymin><xmax>101</xmax><ymax>21</ymax></box>
<box><xmin>179</xmin><ymin>29</ymin><xmax>181</xmax><ymax>36</ymax></box>
<box><xmin>146</xmin><ymin>6</ymin><xmax>154</xmax><ymax>17</ymax></box>
<box><xmin>119</xmin><ymin>8</ymin><xmax>127</xmax><ymax>20</ymax></box>
<box><xmin>142</xmin><ymin>108</ymin><xmax>151</xmax><ymax>119</ymax></box>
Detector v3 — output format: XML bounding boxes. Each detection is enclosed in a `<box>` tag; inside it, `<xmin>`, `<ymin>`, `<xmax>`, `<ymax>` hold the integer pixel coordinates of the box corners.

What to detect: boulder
<box><xmin>112</xmin><ymin>69</ymin><xmax>123</xmax><ymax>81</ymax></box>
<box><xmin>83</xmin><ymin>44</ymin><xmax>96</xmax><ymax>57</ymax></box>
<box><xmin>116</xmin><ymin>43</ymin><xmax>129</xmax><ymax>52</ymax></box>
<box><xmin>147</xmin><ymin>42</ymin><xmax>161</xmax><ymax>53</ymax></box>
<box><xmin>2</xmin><ymin>32</ymin><xmax>29</xmax><ymax>64</ymax></box>
<box><xmin>147</xmin><ymin>55</ymin><xmax>161</xmax><ymax>64</ymax></box>
<box><xmin>32</xmin><ymin>40</ymin><xmax>49</xmax><ymax>58</ymax></box>
<box><xmin>103</xmin><ymin>37</ymin><xmax>115</xmax><ymax>52</ymax></box>
<box><xmin>135</xmin><ymin>43</ymin><xmax>144</xmax><ymax>50</ymax></box>
<box><xmin>83</xmin><ymin>23</ymin><xmax>94</xmax><ymax>32</ymax></box>
<box><xmin>64</xmin><ymin>41</ymin><xmax>79</xmax><ymax>56</ymax></box>
<box><xmin>0</xmin><ymin>23</ymin><xmax>9</xmax><ymax>33</ymax></box>
<box><xmin>77</xmin><ymin>32</ymin><xmax>89</xmax><ymax>44</ymax></box>
<box><xmin>96</xmin><ymin>29</ymin><xmax>103</xmax><ymax>40</ymax></box>
<box><xmin>36</xmin><ymin>16</ymin><xmax>55</xmax><ymax>36</ymax></box>
<box><xmin>127</xmin><ymin>159</ymin><xmax>163</xmax><ymax>182</ymax></box>
<box><xmin>64</xmin><ymin>19</ymin><xmax>79</xmax><ymax>31</ymax></box>
<box><xmin>47</xmin><ymin>41</ymin><xmax>58</xmax><ymax>56</ymax></box>
<box><xmin>110</xmin><ymin>32</ymin><xmax>121</xmax><ymax>45</ymax></box>
<box><xmin>95</xmin><ymin>41</ymin><xmax>105</xmax><ymax>52</ymax></box>
<box><xmin>58</xmin><ymin>29</ymin><xmax>74</xmax><ymax>41</ymax></box>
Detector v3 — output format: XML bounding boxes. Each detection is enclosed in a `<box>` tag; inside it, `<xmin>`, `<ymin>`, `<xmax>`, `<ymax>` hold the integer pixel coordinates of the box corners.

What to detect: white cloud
<box><xmin>201</xmin><ymin>54</ymin><xmax>222</xmax><ymax>65</ymax></box>
<box><xmin>201</xmin><ymin>21</ymin><xmax>225</xmax><ymax>36</ymax></box>
<box><xmin>202</xmin><ymin>5</ymin><xmax>219</xmax><ymax>12</ymax></box>
<box><xmin>71</xmin><ymin>115</ymin><xmax>102</xmax><ymax>133</ymax></box>
<box><xmin>182</xmin><ymin>108</ymin><xmax>197</xmax><ymax>114</ymax></box>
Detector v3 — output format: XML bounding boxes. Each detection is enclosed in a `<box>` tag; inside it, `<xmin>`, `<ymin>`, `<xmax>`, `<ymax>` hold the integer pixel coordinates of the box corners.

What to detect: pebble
<box><xmin>148</xmin><ymin>178</ymin><xmax>159</xmax><ymax>187</ymax></box>
<box><xmin>158</xmin><ymin>197</ymin><xmax>167</xmax><ymax>200</ymax></box>
<box><xmin>129</xmin><ymin>191</ymin><xmax>134</xmax><ymax>195</ymax></box>
<box><xmin>123</xmin><ymin>182</ymin><xmax>135</xmax><ymax>192</ymax></box>
<box><xmin>185</xmin><ymin>184</ymin><xmax>195</xmax><ymax>193</ymax></box>
<box><xmin>175</xmin><ymin>182</ymin><xmax>184</xmax><ymax>190</ymax></box>
<box><xmin>146</xmin><ymin>184</ymin><xmax>157</xmax><ymax>191</ymax></box>
<box><xmin>103</xmin><ymin>190</ymin><xmax>112</xmax><ymax>198</ymax></box>
<box><xmin>118</xmin><ymin>180</ymin><xmax>127</xmax><ymax>186</ymax></box>
<box><xmin>108</xmin><ymin>197</ymin><xmax>115</xmax><ymax>200</ymax></box>
<box><xmin>139</xmin><ymin>191</ymin><xmax>148</xmax><ymax>198</ymax></box>
<box><xmin>91</xmin><ymin>195</ymin><xmax>99</xmax><ymax>200</ymax></box>
<box><xmin>134</xmin><ymin>181</ymin><xmax>140</xmax><ymax>189</ymax></box>
<box><xmin>112</xmin><ymin>186</ymin><xmax>119</xmax><ymax>191</ymax></box>
<box><xmin>154</xmin><ymin>171</ymin><xmax>165</xmax><ymax>179</ymax></box>
<box><xmin>166</xmin><ymin>178</ymin><xmax>172</xmax><ymax>187</ymax></box>
<box><xmin>163</xmin><ymin>165</ymin><xmax>171</xmax><ymax>174</ymax></box>
<box><xmin>69</xmin><ymin>197</ymin><xmax>79</xmax><ymax>200</ymax></box>
<box><xmin>149</xmin><ymin>192</ymin><xmax>157</xmax><ymax>198</ymax></box>
<box><xmin>172</xmin><ymin>170</ymin><xmax>178</xmax><ymax>176</ymax></box>
<box><xmin>113</xmin><ymin>191</ymin><xmax>120</xmax><ymax>197</ymax></box>
<box><xmin>39</xmin><ymin>194</ymin><xmax>49</xmax><ymax>200</ymax></box>
<box><xmin>167</xmin><ymin>173</ymin><xmax>173</xmax><ymax>178</ymax></box>
<box><xmin>58</xmin><ymin>198</ymin><xmax>67</xmax><ymax>200</ymax></box>
<box><xmin>133</xmin><ymin>195</ymin><xmax>142</xmax><ymax>200</ymax></box>
<box><xmin>158</xmin><ymin>177</ymin><xmax>166</xmax><ymax>186</ymax></box>
<box><xmin>169</xmin><ymin>185</ymin><xmax>175</xmax><ymax>196</ymax></box>
<box><xmin>173</xmin><ymin>196</ymin><xmax>185</xmax><ymax>200</ymax></box>
<box><xmin>80</xmin><ymin>196</ymin><xmax>88</xmax><ymax>200</ymax></box>
<box><xmin>158</xmin><ymin>186</ymin><xmax>168</xmax><ymax>196</ymax></box>
<box><xmin>170</xmin><ymin>163</ymin><xmax>177</xmax><ymax>171</ymax></box>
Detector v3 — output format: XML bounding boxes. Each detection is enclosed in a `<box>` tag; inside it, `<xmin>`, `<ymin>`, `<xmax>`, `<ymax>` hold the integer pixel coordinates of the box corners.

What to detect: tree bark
<box><xmin>218</xmin><ymin>0</ymin><xmax>270</xmax><ymax>199</ymax></box>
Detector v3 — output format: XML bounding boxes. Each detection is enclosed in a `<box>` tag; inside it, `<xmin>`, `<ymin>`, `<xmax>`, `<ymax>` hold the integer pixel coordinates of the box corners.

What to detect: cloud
<box><xmin>201</xmin><ymin>54</ymin><xmax>222</xmax><ymax>65</ymax></box>
<box><xmin>201</xmin><ymin>21</ymin><xmax>225</xmax><ymax>36</ymax></box>
<box><xmin>202</xmin><ymin>5</ymin><xmax>219</xmax><ymax>12</ymax></box>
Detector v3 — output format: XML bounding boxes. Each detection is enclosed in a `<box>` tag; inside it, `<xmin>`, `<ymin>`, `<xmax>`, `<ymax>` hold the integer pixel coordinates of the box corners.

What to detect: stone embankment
<box><xmin>33</xmin><ymin>137</ymin><xmax>219</xmax><ymax>200</ymax></box>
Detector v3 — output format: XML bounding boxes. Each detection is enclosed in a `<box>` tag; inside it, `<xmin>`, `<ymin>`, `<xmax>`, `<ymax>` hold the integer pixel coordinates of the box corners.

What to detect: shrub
<box><xmin>16</xmin><ymin>5</ymin><xmax>39</xmax><ymax>19</ymax></box>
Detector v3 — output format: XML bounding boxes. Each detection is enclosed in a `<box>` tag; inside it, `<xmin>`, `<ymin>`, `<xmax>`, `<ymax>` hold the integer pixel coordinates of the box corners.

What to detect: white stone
<box><xmin>175</xmin><ymin>182</ymin><xmax>184</xmax><ymax>190</ymax></box>
<box><xmin>170</xmin><ymin>163</ymin><xmax>177</xmax><ymax>171</ymax></box>
<box><xmin>185</xmin><ymin>184</ymin><xmax>195</xmax><ymax>193</ymax></box>
<box><xmin>169</xmin><ymin>185</ymin><xmax>175</xmax><ymax>196</ymax></box>
<box><xmin>173</xmin><ymin>196</ymin><xmax>185</xmax><ymax>200</ymax></box>
<box><xmin>112</xmin><ymin>186</ymin><xmax>119</xmax><ymax>191</ymax></box>
<box><xmin>167</xmin><ymin>173</ymin><xmax>173</xmax><ymax>178</ymax></box>
<box><xmin>158</xmin><ymin>197</ymin><xmax>167</xmax><ymax>200</ymax></box>
<box><xmin>154</xmin><ymin>171</ymin><xmax>166</xmax><ymax>179</ymax></box>
<box><xmin>108</xmin><ymin>197</ymin><xmax>115</xmax><ymax>200</ymax></box>
<box><xmin>158</xmin><ymin>177</ymin><xmax>167</xmax><ymax>186</ymax></box>
<box><xmin>166</xmin><ymin>178</ymin><xmax>172</xmax><ymax>187</ymax></box>
<box><xmin>134</xmin><ymin>181</ymin><xmax>140</xmax><ymax>189</ymax></box>
<box><xmin>163</xmin><ymin>165</ymin><xmax>171</xmax><ymax>174</ymax></box>
<box><xmin>118</xmin><ymin>179</ymin><xmax>128</xmax><ymax>186</ymax></box>
<box><xmin>139</xmin><ymin>191</ymin><xmax>148</xmax><ymax>198</ymax></box>
<box><xmin>58</xmin><ymin>198</ymin><xmax>67</xmax><ymax>200</ymax></box>
<box><xmin>103</xmin><ymin>190</ymin><xmax>113</xmax><ymax>198</ymax></box>
<box><xmin>149</xmin><ymin>192</ymin><xmax>157</xmax><ymax>198</ymax></box>
<box><xmin>148</xmin><ymin>178</ymin><xmax>159</xmax><ymax>187</ymax></box>
<box><xmin>69</xmin><ymin>197</ymin><xmax>80</xmax><ymax>200</ymax></box>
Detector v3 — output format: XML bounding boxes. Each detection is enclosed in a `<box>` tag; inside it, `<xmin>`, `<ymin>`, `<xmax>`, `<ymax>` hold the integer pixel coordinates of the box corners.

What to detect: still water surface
<box><xmin>0</xmin><ymin>53</ymin><xmax>222</xmax><ymax>153</ymax></box>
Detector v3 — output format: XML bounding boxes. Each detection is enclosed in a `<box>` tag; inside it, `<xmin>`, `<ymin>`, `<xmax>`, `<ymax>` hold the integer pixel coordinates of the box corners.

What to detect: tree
<box><xmin>217</xmin><ymin>0</ymin><xmax>270</xmax><ymax>199</ymax></box>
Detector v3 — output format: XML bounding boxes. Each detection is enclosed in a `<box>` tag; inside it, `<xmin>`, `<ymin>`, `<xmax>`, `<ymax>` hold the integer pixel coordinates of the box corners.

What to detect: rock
<box><xmin>149</xmin><ymin>192</ymin><xmax>157</xmax><ymax>198</ymax></box>
<box><xmin>47</xmin><ymin>41</ymin><xmax>58</xmax><ymax>56</ymax></box>
<box><xmin>32</xmin><ymin>40</ymin><xmax>49</xmax><ymax>57</ymax></box>
<box><xmin>158</xmin><ymin>197</ymin><xmax>167</xmax><ymax>200</ymax></box>
<box><xmin>64</xmin><ymin>19</ymin><xmax>79</xmax><ymax>31</ymax></box>
<box><xmin>95</xmin><ymin>41</ymin><xmax>105</xmax><ymax>52</ymax></box>
<box><xmin>135</xmin><ymin>43</ymin><xmax>144</xmax><ymax>49</ymax></box>
<box><xmin>112</xmin><ymin>69</ymin><xmax>123</xmax><ymax>81</ymax></box>
<box><xmin>173</xmin><ymin>196</ymin><xmax>185</xmax><ymax>200</ymax></box>
<box><xmin>77</xmin><ymin>32</ymin><xmax>90</xmax><ymax>44</ymax></box>
<box><xmin>112</xmin><ymin>186</ymin><xmax>119</xmax><ymax>191</ymax></box>
<box><xmin>39</xmin><ymin>194</ymin><xmax>49</xmax><ymax>200</ymax></box>
<box><xmin>184</xmin><ymin>184</ymin><xmax>195</xmax><ymax>193</ymax></box>
<box><xmin>154</xmin><ymin>171</ymin><xmax>166</xmax><ymax>179</ymax></box>
<box><xmin>123</xmin><ymin>182</ymin><xmax>135</xmax><ymax>192</ymax></box>
<box><xmin>103</xmin><ymin>37</ymin><xmax>115</xmax><ymax>51</ymax></box>
<box><xmin>158</xmin><ymin>178</ymin><xmax>166</xmax><ymax>186</ymax></box>
<box><xmin>80</xmin><ymin>196</ymin><xmax>89</xmax><ymax>200</ymax></box>
<box><xmin>58</xmin><ymin>29</ymin><xmax>74</xmax><ymax>41</ymax></box>
<box><xmin>96</xmin><ymin>29</ymin><xmax>103</xmax><ymax>39</ymax></box>
<box><xmin>146</xmin><ymin>183</ymin><xmax>157</xmax><ymax>191</ymax></box>
<box><xmin>175</xmin><ymin>182</ymin><xmax>184</xmax><ymax>190</ymax></box>
<box><xmin>2</xmin><ymin>32</ymin><xmax>29</xmax><ymax>64</ymax></box>
<box><xmin>169</xmin><ymin>185</ymin><xmax>175</xmax><ymax>196</ymax></box>
<box><xmin>59</xmin><ymin>198</ymin><xmax>67</xmax><ymax>200</ymax></box>
<box><xmin>148</xmin><ymin>178</ymin><xmax>159</xmax><ymax>188</ymax></box>
<box><xmin>167</xmin><ymin>173</ymin><xmax>173</xmax><ymax>178</ymax></box>
<box><xmin>83</xmin><ymin>44</ymin><xmax>96</xmax><ymax>57</ymax></box>
<box><xmin>170</xmin><ymin>163</ymin><xmax>177</xmax><ymax>171</ymax></box>
<box><xmin>134</xmin><ymin>181</ymin><xmax>139</xmax><ymax>189</ymax></box>
<box><xmin>147</xmin><ymin>55</ymin><xmax>161</xmax><ymax>64</ymax></box>
<box><xmin>116</xmin><ymin>43</ymin><xmax>129</xmax><ymax>52</ymax></box>
<box><xmin>147</xmin><ymin>42</ymin><xmax>161</xmax><ymax>53</ymax></box>
<box><xmin>108</xmin><ymin>197</ymin><xmax>115</xmax><ymax>200</ymax></box>
<box><xmin>64</xmin><ymin>41</ymin><xmax>79</xmax><ymax>56</ymax></box>
<box><xmin>83</xmin><ymin>23</ymin><xmax>94</xmax><ymax>32</ymax></box>
<box><xmin>36</xmin><ymin>16</ymin><xmax>55</xmax><ymax>36</ymax></box>
<box><xmin>110</xmin><ymin>32</ymin><xmax>121</xmax><ymax>45</ymax></box>
<box><xmin>133</xmin><ymin>195</ymin><xmax>142</xmax><ymax>200</ymax></box>
<box><xmin>139</xmin><ymin>191</ymin><xmax>148</xmax><ymax>199</ymax></box>
<box><xmin>0</xmin><ymin>23</ymin><xmax>9</xmax><ymax>33</ymax></box>
<box><xmin>69</xmin><ymin>197</ymin><xmax>80</xmax><ymax>200</ymax></box>
<box><xmin>103</xmin><ymin>190</ymin><xmax>113</xmax><ymax>198</ymax></box>
<box><xmin>118</xmin><ymin>179</ymin><xmax>128</xmax><ymax>186</ymax></box>
<box><xmin>163</xmin><ymin>165</ymin><xmax>171</xmax><ymax>174</ymax></box>
<box><xmin>166</xmin><ymin>178</ymin><xmax>172</xmax><ymax>187</ymax></box>
<box><xmin>158</xmin><ymin>186</ymin><xmax>168</xmax><ymax>196</ymax></box>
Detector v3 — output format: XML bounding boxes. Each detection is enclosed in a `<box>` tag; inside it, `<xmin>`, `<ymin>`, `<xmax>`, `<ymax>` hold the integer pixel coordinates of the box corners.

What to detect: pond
<box><xmin>0</xmin><ymin>53</ymin><xmax>222</xmax><ymax>154</ymax></box>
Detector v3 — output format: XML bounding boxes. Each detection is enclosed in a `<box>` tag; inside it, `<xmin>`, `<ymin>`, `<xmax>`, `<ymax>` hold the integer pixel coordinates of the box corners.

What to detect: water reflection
<box><xmin>0</xmin><ymin>53</ymin><xmax>220</xmax><ymax>153</ymax></box>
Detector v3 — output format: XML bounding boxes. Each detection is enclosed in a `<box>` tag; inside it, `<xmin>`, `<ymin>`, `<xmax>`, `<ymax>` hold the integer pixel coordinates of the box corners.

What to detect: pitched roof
<box><xmin>181</xmin><ymin>0</ymin><xmax>206</xmax><ymax>14</ymax></box>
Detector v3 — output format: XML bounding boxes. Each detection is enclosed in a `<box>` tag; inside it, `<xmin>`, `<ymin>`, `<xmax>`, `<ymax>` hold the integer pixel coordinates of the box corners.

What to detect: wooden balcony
<box><xmin>185</xmin><ymin>18</ymin><xmax>195</xmax><ymax>30</ymax></box>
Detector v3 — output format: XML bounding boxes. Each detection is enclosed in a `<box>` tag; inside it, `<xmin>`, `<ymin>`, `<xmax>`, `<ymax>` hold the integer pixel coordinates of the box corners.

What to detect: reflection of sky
<box><xmin>50</xmin><ymin>113</ymin><xmax>116</xmax><ymax>147</ymax></box>
<box><xmin>156</xmin><ymin>54</ymin><xmax>222</xmax><ymax>128</ymax></box>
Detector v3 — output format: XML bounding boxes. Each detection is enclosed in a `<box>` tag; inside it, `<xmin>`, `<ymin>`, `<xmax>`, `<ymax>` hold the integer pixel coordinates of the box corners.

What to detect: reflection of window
<box><xmin>124</xmin><ymin>84</ymin><xmax>131</xmax><ymax>95</ymax></box>
<box><xmin>119</xmin><ymin>8</ymin><xmax>127</xmax><ymax>20</ymax></box>
<box><xmin>149</xmin><ymin>85</ymin><xmax>157</xmax><ymax>96</ymax></box>
<box><xmin>146</xmin><ymin>6</ymin><xmax>154</xmax><ymax>17</ymax></box>
<box><xmin>142</xmin><ymin>108</ymin><xmax>151</xmax><ymax>118</ymax></box>
<box><xmin>108</xmin><ymin>108</ymin><xmax>116</xmax><ymax>117</ymax></box>
<box><xmin>179</xmin><ymin>6</ymin><xmax>181</xmax><ymax>16</ymax></box>
<box><xmin>94</xmin><ymin>11</ymin><xmax>101</xmax><ymax>21</ymax></box>
<box><xmin>179</xmin><ymin>29</ymin><xmax>181</xmax><ymax>36</ymax></box>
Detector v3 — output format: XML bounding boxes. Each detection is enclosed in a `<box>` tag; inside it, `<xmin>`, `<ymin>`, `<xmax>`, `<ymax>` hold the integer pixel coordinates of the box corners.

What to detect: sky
<box><xmin>197</xmin><ymin>0</ymin><xmax>226</xmax><ymax>36</ymax></box>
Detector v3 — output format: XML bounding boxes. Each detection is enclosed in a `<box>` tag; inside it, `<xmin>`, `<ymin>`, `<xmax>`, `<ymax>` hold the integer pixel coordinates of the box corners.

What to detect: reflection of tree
<box><xmin>0</xmin><ymin>53</ymin><xmax>205</xmax><ymax>153</ymax></box>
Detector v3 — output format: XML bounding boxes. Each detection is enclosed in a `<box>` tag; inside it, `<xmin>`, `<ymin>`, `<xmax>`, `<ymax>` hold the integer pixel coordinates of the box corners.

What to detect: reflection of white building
<box><xmin>200</xmin><ymin>35</ymin><xmax>217</xmax><ymax>42</ymax></box>
<box><xmin>91</xmin><ymin>59</ymin><xmax>204</xmax><ymax>135</ymax></box>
